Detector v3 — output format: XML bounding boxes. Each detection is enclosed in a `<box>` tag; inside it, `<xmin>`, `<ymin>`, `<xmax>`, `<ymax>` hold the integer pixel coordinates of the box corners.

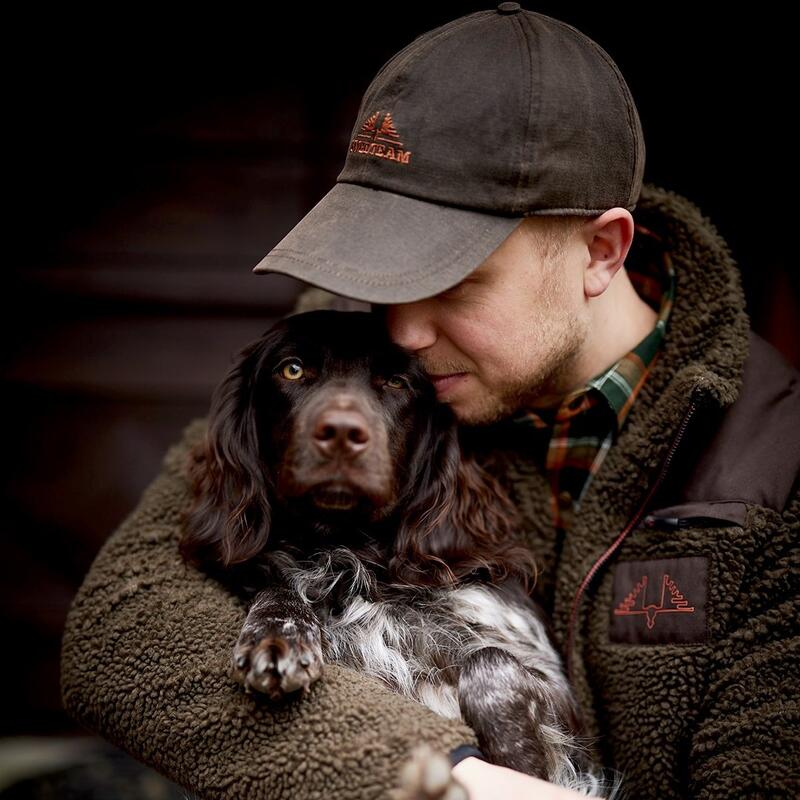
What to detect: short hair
<box><xmin>520</xmin><ymin>213</ymin><xmax>596</xmax><ymax>265</ymax></box>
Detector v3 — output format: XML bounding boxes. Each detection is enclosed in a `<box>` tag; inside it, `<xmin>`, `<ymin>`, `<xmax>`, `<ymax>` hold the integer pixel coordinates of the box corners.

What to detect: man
<box><xmin>61</xmin><ymin>5</ymin><xmax>800</xmax><ymax>799</ymax></box>
<box><xmin>375</xmin><ymin>210</ymin><xmax>655</xmax><ymax>429</ymax></box>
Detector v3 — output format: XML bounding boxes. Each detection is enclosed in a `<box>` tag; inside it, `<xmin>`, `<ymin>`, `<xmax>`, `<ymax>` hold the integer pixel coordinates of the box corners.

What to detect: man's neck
<box><xmin>530</xmin><ymin>267</ymin><xmax>658</xmax><ymax>410</ymax></box>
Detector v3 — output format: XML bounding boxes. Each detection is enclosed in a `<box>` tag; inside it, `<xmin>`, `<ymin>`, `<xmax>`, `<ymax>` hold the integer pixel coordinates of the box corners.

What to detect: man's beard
<box><xmin>457</xmin><ymin>305</ymin><xmax>589</xmax><ymax>428</ymax></box>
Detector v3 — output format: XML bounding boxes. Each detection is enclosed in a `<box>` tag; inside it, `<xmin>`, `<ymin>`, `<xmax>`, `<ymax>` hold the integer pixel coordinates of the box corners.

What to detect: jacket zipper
<box><xmin>645</xmin><ymin>516</ymin><xmax>699</xmax><ymax>529</ymax></box>
<box><xmin>564</xmin><ymin>398</ymin><xmax>699</xmax><ymax>684</ymax></box>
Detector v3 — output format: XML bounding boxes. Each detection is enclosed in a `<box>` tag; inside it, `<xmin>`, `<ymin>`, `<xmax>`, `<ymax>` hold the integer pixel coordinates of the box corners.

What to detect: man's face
<box><xmin>375</xmin><ymin>219</ymin><xmax>591</xmax><ymax>427</ymax></box>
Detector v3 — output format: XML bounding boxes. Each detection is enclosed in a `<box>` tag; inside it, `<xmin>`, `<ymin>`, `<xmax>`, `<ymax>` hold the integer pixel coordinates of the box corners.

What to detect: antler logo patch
<box><xmin>614</xmin><ymin>573</ymin><xmax>695</xmax><ymax>629</ymax></box>
<box><xmin>350</xmin><ymin>111</ymin><xmax>412</xmax><ymax>165</ymax></box>
<box><xmin>609</xmin><ymin>556</ymin><xmax>709</xmax><ymax>645</ymax></box>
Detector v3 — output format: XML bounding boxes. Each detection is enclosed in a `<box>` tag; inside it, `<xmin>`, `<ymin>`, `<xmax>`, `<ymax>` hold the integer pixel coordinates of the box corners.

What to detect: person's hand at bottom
<box><xmin>451</xmin><ymin>757</ymin><xmax>605</xmax><ymax>800</ymax></box>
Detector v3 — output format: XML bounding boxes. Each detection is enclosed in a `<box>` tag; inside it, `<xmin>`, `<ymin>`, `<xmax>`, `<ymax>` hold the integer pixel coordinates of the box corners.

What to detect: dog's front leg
<box><xmin>457</xmin><ymin>646</ymin><xmax>586</xmax><ymax>781</ymax></box>
<box><xmin>232</xmin><ymin>583</ymin><xmax>325</xmax><ymax>701</ymax></box>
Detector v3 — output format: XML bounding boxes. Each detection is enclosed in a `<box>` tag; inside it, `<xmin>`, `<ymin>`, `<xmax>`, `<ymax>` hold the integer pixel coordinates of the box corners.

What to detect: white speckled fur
<box><xmin>263</xmin><ymin>547</ymin><xmax>623</xmax><ymax>798</ymax></box>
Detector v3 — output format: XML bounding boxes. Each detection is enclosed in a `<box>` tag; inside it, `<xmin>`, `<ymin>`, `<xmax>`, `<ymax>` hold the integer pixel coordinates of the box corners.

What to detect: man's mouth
<box><xmin>429</xmin><ymin>372</ymin><xmax>469</xmax><ymax>396</ymax></box>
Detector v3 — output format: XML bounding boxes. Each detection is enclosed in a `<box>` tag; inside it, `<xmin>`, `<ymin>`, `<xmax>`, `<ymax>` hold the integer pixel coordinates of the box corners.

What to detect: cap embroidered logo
<box><xmin>350</xmin><ymin>111</ymin><xmax>413</xmax><ymax>164</ymax></box>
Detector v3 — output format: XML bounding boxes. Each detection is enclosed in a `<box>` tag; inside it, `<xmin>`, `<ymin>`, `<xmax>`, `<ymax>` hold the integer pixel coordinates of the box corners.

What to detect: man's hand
<box><xmin>451</xmin><ymin>757</ymin><xmax>605</xmax><ymax>800</ymax></box>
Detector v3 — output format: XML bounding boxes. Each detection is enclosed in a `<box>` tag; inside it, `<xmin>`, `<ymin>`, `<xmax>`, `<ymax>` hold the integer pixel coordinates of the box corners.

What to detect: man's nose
<box><xmin>380</xmin><ymin>301</ymin><xmax>437</xmax><ymax>352</ymax></box>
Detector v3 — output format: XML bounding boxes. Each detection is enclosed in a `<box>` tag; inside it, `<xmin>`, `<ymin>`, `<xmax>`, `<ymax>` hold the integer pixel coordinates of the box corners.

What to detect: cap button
<box><xmin>497</xmin><ymin>2</ymin><xmax>521</xmax><ymax>13</ymax></box>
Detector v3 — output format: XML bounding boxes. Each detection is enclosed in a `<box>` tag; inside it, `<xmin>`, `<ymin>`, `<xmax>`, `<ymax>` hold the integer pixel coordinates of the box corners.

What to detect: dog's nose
<box><xmin>312</xmin><ymin>408</ymin><xmax>370</xmax><ymax>459</ymax></box>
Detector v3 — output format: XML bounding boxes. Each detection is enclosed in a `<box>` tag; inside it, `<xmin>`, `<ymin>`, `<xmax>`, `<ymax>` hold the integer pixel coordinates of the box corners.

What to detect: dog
<box><xmin>178</xmin><ymin>309</ymin><xmax>622</xmax><ymax>799</ymax></box>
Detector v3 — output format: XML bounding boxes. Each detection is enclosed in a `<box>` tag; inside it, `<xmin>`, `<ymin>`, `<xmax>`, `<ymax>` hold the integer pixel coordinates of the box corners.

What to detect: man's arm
<box><xmin>59</xmin><ymin>417</ymin><xmax>479</xmax><ymax>800</ymax></box>
<box><xmin>687</xmin><ymin>484</ymin><xmax>800</xmax><ymax>798</ymax></box>
<box><xmin>452</xmin><ymin>758</ymin><xmax>606</xmax><ymax>799</ymax></box>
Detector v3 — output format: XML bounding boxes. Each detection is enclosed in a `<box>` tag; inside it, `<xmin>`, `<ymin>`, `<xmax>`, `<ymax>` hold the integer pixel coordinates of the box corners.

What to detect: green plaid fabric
<box><xmin>507</xmin><ymin>225</ymin><xmax>676</xmax><ymax>533</ymax></box>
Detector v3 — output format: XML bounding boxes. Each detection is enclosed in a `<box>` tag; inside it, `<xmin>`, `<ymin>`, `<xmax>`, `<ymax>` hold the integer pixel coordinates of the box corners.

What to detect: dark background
<box><xmin>2</xmin><ymin>0</ymin><xmax>795</xmax><ymax>779</ymax></box>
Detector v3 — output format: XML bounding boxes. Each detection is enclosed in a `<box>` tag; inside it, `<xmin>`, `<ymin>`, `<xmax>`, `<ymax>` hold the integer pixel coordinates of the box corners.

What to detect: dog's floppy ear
<box><xmin>179</xmin><ymin>329</ymin><xmax>281</xmax><ymax>571</ymax></box>
<box><xmin>390</xmin><ymin>403</ymin><xmax>539</xmax><ymax>593</ymax></box>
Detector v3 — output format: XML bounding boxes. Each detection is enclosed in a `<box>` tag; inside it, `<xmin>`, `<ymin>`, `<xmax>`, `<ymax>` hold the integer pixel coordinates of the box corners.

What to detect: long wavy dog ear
<box><xmin>390</xmin><ymin>404</ymin><xmax>537</xmax><ymax>593</ymax></box>
<box><xmin>390</xmin><ymin>403</ymin><xmax>540</xmax><ymax>593</ymax></box>
<box><xmin>179</xmin><ymin>330</ymin><xmax>280</xmax><ymax>572</ymax></box>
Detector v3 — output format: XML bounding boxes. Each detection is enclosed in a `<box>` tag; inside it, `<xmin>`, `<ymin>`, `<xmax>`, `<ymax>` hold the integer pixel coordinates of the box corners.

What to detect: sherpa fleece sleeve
<box><xmin>687</xmin><ymin>484</ymin><xmax>800</xmax><ymax>798</ymax></box>
<box><xmin>59</xmin><ymin>416</ymin><xmax>480</xmax><ymax>800</ymax></box>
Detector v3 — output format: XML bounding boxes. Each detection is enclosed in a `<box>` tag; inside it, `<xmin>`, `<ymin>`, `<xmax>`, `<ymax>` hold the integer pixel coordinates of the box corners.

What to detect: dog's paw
<box><xmin>390</xmin><ymin>743</ymin><xmax>470</xmax><ymax>800</ymax></box>
<box><xmin>231</xmin><ymin>618</ymin><xmax>324</xmax><ymax>700</ymax></box>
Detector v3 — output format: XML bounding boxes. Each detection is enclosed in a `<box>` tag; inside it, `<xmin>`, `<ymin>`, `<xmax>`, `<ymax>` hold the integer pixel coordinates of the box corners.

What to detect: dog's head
<box><xmin>179</xmin><ymin>309</ymin><xmax>538</xmax><ymax>592</ymax></box>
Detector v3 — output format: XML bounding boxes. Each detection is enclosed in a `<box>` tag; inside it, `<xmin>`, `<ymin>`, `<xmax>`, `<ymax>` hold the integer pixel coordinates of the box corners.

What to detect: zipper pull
<box><xmin>643</xmin><ymin>515</ymin><xmax>682</xmax><ymax>529</ymax></box>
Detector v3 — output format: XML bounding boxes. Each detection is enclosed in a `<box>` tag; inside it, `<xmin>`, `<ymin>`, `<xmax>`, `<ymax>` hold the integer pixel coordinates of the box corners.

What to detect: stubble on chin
<box><xmin>455</xmin><ymin>312</ymin><xmax>588</xmax><ymax>428</ymax></box>
<box><xmin>452</xmin><ymin>252</ymin><xmax>589</xmax><ymax>428</ymax></box>
<box><xmin>447</xmin><ymin>372</ymin><xmax>543</xmax><ymax>429</ymax></box>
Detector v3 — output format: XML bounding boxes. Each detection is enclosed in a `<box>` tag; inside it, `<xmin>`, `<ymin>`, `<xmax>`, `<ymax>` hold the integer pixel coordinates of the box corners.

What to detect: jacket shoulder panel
<box><xmin>657</xmin><ymin>330</ymin><xmax>800</xmax><ymax>515</ymax></box>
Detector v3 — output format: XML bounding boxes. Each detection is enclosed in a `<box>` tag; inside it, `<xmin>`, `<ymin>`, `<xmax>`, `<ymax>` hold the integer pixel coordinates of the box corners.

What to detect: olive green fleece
<box><xmin>60</xmin><ymin>182</ymin><xmax>800</xmax><ymax>799</ymax></box>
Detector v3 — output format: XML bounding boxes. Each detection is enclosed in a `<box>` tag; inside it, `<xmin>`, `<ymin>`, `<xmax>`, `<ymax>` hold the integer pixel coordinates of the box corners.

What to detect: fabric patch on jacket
<box><xmin>610</xmin><ymin>556</ymin><xmax>709</xmax><ymax>644</ymax></box>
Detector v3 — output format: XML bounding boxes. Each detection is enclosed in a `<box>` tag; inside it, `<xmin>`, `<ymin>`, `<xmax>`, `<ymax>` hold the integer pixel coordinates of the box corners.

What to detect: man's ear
<box><xmin>584</xmin><ymin>209</ymin><xmax>634</xmax><ymax>297</ymax></box>
<box><xmin>389</xmin><ymin>404</ymin><xmax>539</xmax><ymax>593</ymax></box>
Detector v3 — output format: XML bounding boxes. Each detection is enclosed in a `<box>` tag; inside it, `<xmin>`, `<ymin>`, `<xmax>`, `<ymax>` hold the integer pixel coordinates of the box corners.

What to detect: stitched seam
<box><xmin>512</xmin><ymin>14</ymin><xmax>535</xmax><ymax>210</ymax></box>
<box><xmin>368</xmin><ymin>12</ymin><xmax>494</xmax><ymax>104</ymax></box>
<box><xmin>348</xmin><ymin>13</ymin><xmax>494</xmax><ymax>175</ymax></box>
<box><xmin>703</xmin><ymin>551</ymin><xmax>712</xmax><ymax>643</ymax></box>
<box><xmin>652</xmin><ymin>500</ymin><xmax>751</xmax><ymax>510</ymax></box>
<box><xmin>541</xmin><ymin>14</ymin><xmax>638</xmax><ymax>204</ymax></box>
<box><xmin>335</xmin><ymin>179</ymin><xmax>617</xmax><ymax>218</ymax></box>
<box><xmin>522</xmin><ymin>207</ymin><xmax>622</xmax><ymax>216</ymax></box>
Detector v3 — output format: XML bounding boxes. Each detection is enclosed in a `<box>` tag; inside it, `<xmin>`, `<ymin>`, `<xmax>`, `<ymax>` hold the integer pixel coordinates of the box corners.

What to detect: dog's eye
<box><xmin>386</xmin><ymin>375</ymin><xmax>408</xmax><ymax>390</ymax></box>
<box><xmin>280</xmin><ymin>360</ymin><xmax>305</xmax><ymax>381</ymax></box>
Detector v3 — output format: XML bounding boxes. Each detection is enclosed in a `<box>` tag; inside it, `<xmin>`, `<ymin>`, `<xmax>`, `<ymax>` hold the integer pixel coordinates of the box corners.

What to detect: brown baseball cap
<box><xmin>252</xmin><ymin>3</ymin><xmax>645</xmax><ymax>304</ymax></box>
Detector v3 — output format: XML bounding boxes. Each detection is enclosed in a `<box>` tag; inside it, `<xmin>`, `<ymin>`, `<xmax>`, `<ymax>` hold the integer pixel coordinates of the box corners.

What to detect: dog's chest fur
<box><xmin>267</xmin><ymin>547</ymin><xmax>571</xmax><ymax>722</ymax></box>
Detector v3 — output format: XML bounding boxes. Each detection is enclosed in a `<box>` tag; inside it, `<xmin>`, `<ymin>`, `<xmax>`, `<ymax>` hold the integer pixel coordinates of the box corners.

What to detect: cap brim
<box><xmin>252</xmin><ymin>182</ymin><xmax>524</xmax><ymax>304</ymax></box>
